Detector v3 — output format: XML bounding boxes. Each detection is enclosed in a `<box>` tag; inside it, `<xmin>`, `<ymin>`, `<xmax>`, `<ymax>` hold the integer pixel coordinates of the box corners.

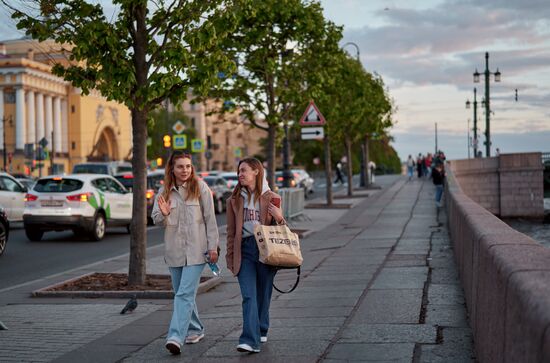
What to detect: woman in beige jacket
<box><xmin>226</xmin><ymin>157</ymin><xmax>284</xmax><ymax>353</ymax></box>
<box><xmin>152</xmin><ymin>151</ymin><xmax>219</xmax><ymax>355</ymax></box>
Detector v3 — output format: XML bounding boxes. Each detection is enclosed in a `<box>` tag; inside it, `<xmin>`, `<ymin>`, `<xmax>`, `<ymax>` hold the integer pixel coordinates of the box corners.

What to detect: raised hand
<box><xmin>158</xmin><ymin>195</ymin><xmax>171</xmax><ymax>216</ymax></box>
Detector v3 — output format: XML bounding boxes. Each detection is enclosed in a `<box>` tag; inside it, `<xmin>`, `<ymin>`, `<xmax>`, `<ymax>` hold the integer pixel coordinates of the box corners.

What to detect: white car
<box><xmin>219</xmin><ymin>172</ymin><xmax>239</xmax><ymax>189</ymax></box>
<box><xmin>0</xmin><ymin>172</ymin><xmax>29</xmax><ymax>222</ymax></box>
<box><xmin>23</xmin><ymin>174</ymin><xmax>132</xmax><ymax>241</ymax></box>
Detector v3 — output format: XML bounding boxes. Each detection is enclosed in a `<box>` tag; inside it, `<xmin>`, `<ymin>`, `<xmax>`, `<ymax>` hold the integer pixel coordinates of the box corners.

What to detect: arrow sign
<box><xmin>301</xmin><ymin>127</ymin><xmax>324</xmax><ymax>140</ymax></box>
<box><xmin>299</xmin><ymin>101</ymin><xmax>326</xmax><ymax>126</ymax></box>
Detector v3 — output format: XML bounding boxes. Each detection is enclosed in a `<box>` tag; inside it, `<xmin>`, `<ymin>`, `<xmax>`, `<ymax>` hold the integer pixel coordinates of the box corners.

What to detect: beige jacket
<box><xmin>152</xmin><ymin>179</ymin><xmax>219</xmax><ymax>267</ymax></box>
<box><xmin>225</xmin><ymin>191</ymin><xmax>284</xmax><ymax>276</ymax></box>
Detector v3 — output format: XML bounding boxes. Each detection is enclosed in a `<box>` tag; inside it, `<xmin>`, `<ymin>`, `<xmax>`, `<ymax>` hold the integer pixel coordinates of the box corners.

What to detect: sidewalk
<box><xmin>0</xmin><ymin>176</ymin><xmax>475</xmax><ymax>362</ymax></box>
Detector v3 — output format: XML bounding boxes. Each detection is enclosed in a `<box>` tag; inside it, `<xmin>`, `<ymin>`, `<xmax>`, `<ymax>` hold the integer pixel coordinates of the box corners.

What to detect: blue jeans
<box><xmin>167</xmin><ymin>264</ymin><xmax>205</xmax><ymax>344</ymax></box>
<box><xmin>237</xmin><ymin>236</ymin><xmax>277</xmax><ymax>349</ymax></box>
<box><xmin>435</xmin><ymin>184</ymin><xmax>444</xmax><ymax>203</ymax></box>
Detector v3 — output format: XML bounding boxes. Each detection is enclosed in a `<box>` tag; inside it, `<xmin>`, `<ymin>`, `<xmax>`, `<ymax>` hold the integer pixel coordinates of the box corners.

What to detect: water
<box><xmin>504</xmin><ymin>198</ymin><xmax>550</xmax><ymax>249</ymax></box>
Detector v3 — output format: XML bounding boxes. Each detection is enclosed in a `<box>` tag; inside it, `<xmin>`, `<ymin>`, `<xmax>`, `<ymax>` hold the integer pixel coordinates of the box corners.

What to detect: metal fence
<box><xmin>277</xmin><ymin>188</ymin><xmax>305</xmax><ymax>219</ymax></box>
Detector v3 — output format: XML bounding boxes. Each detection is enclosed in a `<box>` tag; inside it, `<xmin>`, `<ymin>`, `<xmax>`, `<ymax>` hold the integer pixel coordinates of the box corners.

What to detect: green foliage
<box><xmin>147</xmin><ymin>110</ymin><xmax>195</xmax><ymax>160</ymax></box>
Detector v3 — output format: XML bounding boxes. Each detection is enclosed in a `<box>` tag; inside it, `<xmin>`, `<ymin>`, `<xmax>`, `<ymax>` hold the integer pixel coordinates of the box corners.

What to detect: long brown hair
<box><xmin>162</xmin><ymin>151</ymin><xmax>200</xmax><ymax>202</ymax></box>
<box><xmin>231</xmin><ymin>157</ymin><xmax>264</xmax><ymax>205</ymax></box>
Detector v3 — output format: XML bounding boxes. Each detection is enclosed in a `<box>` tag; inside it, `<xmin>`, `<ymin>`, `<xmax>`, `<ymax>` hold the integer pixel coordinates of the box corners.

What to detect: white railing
<box><xmin>277</xmin><ymin>188</ymin><xmax>305</xmax><ymax>219</ymax></box>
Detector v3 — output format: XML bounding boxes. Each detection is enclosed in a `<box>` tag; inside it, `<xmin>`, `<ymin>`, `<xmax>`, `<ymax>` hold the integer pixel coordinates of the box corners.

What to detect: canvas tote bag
<box><xmin>253</xmin><ymin>224</ymin><xmax>303</xmax><ymax>267</ymax></box>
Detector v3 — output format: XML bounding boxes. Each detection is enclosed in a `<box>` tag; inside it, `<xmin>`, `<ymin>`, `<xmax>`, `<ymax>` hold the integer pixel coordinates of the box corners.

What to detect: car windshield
<box><xmin>203</xmin><ymin>177</ymin><xmax>216</xmax><ymax>186</ymax></box>
<box><xmin>73</xmin><ymin>164</ymin><xmax>108</xmax><ymax>174</ymax></box>
<box><xmin>34</xmin><ymin>178</ymin><xmax>83</xmax><ymax>193</ymax></box>
<box><xmin>223</xmin><ymin>175</ymin><xmax>238</xmax><ymax>181</ymax></box>
<box><xmin>116</xmin><ymin>165</ymin><xmax>132</xmax><ymax>173</ymax></box>
<box><xmin>115</xmin><ymin>175</ymin><xmax>133</xmax><ymax>189</ymax></box>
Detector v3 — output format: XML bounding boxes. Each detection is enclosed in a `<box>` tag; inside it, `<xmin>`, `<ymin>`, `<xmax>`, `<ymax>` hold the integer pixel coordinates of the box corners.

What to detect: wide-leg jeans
<box><xmin>237</xmin><ymin>235</ymin><xmax>277</xmax><ymax>350</ymax></box>
<box><xmin>167</xmin><ymin>264</ymin><xmax>205</xmax><ymax>344</ymax></box>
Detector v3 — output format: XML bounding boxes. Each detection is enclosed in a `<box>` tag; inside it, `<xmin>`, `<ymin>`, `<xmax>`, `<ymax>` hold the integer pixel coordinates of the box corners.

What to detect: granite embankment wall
<box><xmin>445</xmin><ymin>155</ymin><xmax>550</xmax><ymax>362</ymax></box>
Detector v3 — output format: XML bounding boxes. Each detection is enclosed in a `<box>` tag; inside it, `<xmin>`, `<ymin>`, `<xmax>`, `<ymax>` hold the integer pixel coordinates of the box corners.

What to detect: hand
<box><xmin>207</xmin><ymin>249</ymin><xmax>219</xmax><ymax>263</ymax></box>
<box><xmin>268</xmin><ymin>203</ymin><xmax>283</xmax><ymax>224</ymax></box>
<box><xmin>158</xmin><ymin>195</ymin><xmax>171</xmax><ymax>217</ymax></box>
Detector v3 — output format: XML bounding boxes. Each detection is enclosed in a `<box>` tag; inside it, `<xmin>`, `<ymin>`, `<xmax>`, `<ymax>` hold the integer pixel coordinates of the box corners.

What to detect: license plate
<box><xmin>41</xmin><ymin>200</ymin><xmax>64</xmax><ymax>207</ymax></box>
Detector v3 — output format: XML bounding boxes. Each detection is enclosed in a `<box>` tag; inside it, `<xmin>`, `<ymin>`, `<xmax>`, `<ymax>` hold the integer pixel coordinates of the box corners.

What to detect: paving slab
<box><xmin>326</xmin><ymin>342</ymin><xmax>415</xmax><ymax>361</ymax></box>
<box><xmin>340</xmin><ymin>323</ymin><xmax>436</xmax><ymax>344</ymax></box>
<box><xmin>353</xmin><ymin>289</ymin><xmax>423</xmax><ymax>324</ymax></box>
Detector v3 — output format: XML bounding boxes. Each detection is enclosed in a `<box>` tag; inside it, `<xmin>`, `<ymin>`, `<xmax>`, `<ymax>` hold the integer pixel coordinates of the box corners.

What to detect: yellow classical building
<box><xmin>0</xmin><ymin>37</ymin><xmax>132</xmax><ymax>176</ymax></box>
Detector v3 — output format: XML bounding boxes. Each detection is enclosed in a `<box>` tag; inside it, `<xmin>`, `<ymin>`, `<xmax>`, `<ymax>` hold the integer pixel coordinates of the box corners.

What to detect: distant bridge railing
<box><xmin>542</xmin><ymin>152</ymin><xmax>550</xmax><ymax>164</ymax></box>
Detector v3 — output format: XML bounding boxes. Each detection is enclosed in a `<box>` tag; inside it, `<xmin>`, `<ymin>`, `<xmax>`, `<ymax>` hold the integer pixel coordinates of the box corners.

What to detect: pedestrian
<box><xmin>425</xmin><ymin>153</ymin><xmax>433</xmax><ymax>178</ymax></box>
<box><xmin>432</xmin><ymin>162</ymin><xmax>446</xmax><ymax>207</ymax></box>
<box><xmin>417</xmin><ymin>154</ymin><xmax>424</xmax><ymax>178</ymax></box>
<box><xmin>152</xmin><ymin>151</ymin><xmax>220</xmax><ymax>355</ymax></box>
<box><xmin>368</xmin><ymin>160</ymin><xmax>376</xmax><ymax>184</ymax></box>
<box><xmin>225</xmin><ymin>157</ymin><xmax>285</xmax><ymax>353</ymax></box>
<box><xmin>334</xmin><ymin>162</ymin><xmax>344</xmax><ymax>185</ymax></box>
<box><xmin>406</xmin><ymin>155</ymin><xmax>415</xmax><ymax>181</ymax></box>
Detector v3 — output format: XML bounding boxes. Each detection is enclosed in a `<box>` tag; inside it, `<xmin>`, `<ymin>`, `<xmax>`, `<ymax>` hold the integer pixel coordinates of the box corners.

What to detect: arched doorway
<box><xmin>88</xmin><ymin>127</ymin><xmax>119</xmax><ymax>161</ymax></box>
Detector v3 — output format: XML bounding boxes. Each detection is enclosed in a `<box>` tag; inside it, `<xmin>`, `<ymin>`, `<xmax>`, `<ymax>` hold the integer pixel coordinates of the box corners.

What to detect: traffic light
<box><xmin>156</xmin><ymin>157</ymin><xmax>163</xmax><ymax>167</ymax></box>
<box><xmin>163</xmin><ymin>135</ymin><xmax>171</xmax><ymax>148</ymax></box>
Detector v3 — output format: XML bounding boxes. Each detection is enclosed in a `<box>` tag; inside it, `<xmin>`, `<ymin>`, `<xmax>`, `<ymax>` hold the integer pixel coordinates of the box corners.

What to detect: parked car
<box><xmin>72</xmin><ymin>161</ymin><xmax>132</xmax><ymax>176</ymax></box>
<box><xmin>275</xmin><ymin>171</ymin><xmax>297</xmax><ymax>189</ymax></box>
<box><xmin>0</xmin><ymin>172</ymin><xmax>28</xmax><ymax>222</ymax></box>
<box><xmin>203</xmin><ymin>176</ymin><xmax>233</xmax><ymax>214</ymax></box>
<box><xmin>23</xmin><ymin>174</ymin><xmax>132</xmax><ymax>241</ymax></box>
<box><xmin>292</xmin><ymin>169</ymin><xmax>315</xmax><ymax>195</ymax></box>
<box><xmin>0</xmin><ymin>207</ymin><xmax>9</xmax><ymax>256</ymax></box>
<box><xmin>219</xmin><ymin>172</ymin><xmax>239</xmax><ymax>189</ymax></box>
<box><xmin>114</xmin><ymin>170</ymin><xmax>165</xmax><ymax>224</ymax></box>
<box><xmin>197</xmin><ymin>170</ymin><xmax>222</xmax><ymax>178</ymax></box>
<box><xmin>16</xmin><ymin>177</ymin><xmax>36</xmax><ymax>191</ymax></box>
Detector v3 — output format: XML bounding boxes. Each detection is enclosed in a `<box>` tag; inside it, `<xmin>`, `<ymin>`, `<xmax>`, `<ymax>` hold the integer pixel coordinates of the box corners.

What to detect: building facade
<box><xmin>0</xmin><ymin>38</ymin><xmax>132</xmax><ymax>176</ymax></box>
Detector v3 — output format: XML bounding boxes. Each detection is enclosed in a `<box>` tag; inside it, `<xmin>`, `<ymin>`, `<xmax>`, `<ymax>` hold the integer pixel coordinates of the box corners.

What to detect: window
<box><xmin>92</xmin><ymin>178</ymin><xmax>109</xmax><ymax>192</ymax></box>
<box><xmin>191</xmin><ymin>117</ymin><xmax>196</xmax><ymax>129</ymax></box>
<box><xmin>34</xmin><ymin>178</ymin><xmax>83</xmax><ymax>193</ymax></box>
<box><xmin>107</xmin><ymin>178</ymin><xmax>127</xmax><ymax>194</ymax></box>
<box><xmin>0</xmin><ymin>176</ymin><xmax>23</xmax><ymax>192</ymax></box>
<box><xmin>71</xmin><ymin>105</ymin><xmax>75</xmax><ymax>113</ymax></box>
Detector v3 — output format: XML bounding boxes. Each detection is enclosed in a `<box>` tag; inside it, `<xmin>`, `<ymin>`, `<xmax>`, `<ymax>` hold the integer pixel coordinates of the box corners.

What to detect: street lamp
<box><xmin>281</xmin><ymin>46</ymin><xmax>295</xmax><ymax>188</ymax></box>
<box><xmin>465</xmin><ymin>88</ymin><xmax>479</xmax><ymax>157</ymax></box>
<box><xmin>473</xmin><ymin>52</ymin><xmax>501</xmax><ymax>157</ymax></box>
<box><xmin>343</xmin><ymin>42</ymin><xmax>369</xmax><ymax>187</ymax></box>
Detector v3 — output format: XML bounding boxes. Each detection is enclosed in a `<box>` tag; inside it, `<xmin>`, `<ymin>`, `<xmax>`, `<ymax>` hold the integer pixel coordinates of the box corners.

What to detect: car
<box><xmin>219</xmin><ymin>172</ymin><xmax>239</xmax><ymax>189</ymax></box>
<box><xmin>16</xmin><ymin>177</ymin><xmax>36</xmax><ymax>191</ymax></box>
<box><xmin>0</xmin><ymin>206</ymin><xmax>9</xmax><ymax>257</ymax></box>
<box><xmin>203</xmin><ymin>176</ymin><xmax>233</xmax><ymax>214</ymax></box>
<box><xmin>292</xmin><ymin>169</ymin><xmax>315</xmax><ymax>195</ymax></box>
<box><xmin>197</xmin><ymin>170</ymin><xmax>222</xmax><ymax>178</ymax></box>
<box><xmin>114</xmin><ymin>170</ymin><xmax>165</xmax><ymax>224</ymax></box>
<box><xmin>72</xmin><ymin>161</ymin><xmax>132</xmax><ymax>176</ymax></box>
<box><xmin>275</xmin><ymin>171</ymin><xmax>297</xmax><ymax>189</ymax></box>
<box><xmin>23</xmin><ymin>174</ymin><xmax>133</xmax><ymax>241</ymax></box>
<box><xmin>0</xmin><ymin>172</ymin><xmax>29</xmax><ymax>222</ymax></box>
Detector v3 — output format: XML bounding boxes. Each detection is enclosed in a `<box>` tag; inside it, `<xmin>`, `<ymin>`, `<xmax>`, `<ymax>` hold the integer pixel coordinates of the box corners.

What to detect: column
<box><xmin>0</xmin><ymin>88</ymin><xmax>3</xmax><ymax>151</ymax></box>
<box><xmin>36</xmin><ymin>92</ymin><xmax>45</xmax><ymax>142</ymax></box>
<box><xmin>53</xmin><ymin>96</ymin><xmax>62</xmax><ymax>153</ymax></box>
<box><xmin>15</xmin><ymin>88</ymin><xmax>26</xmax><ymax>150</ymax></box>
<box><xmin>45</xmin><ymin>95</ymin><xmax>53</xmax><ymax>148</ymax></box>
<box><xmin>61</xmin><ymin>98</ymin><xmax>68</xmax><ymax>153</ymax></box>
<box><xmin>27</xmin><ymin>90</ymin><xmax>36</xmax><ymax>145</ymax></box>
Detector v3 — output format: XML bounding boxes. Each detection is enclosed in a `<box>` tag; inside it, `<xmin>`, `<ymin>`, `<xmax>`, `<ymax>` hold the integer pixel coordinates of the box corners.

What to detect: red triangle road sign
<box><xmin>299</xmin><ymin>101</ymin><xmax>326</xmax><ymax>126</ymax></box>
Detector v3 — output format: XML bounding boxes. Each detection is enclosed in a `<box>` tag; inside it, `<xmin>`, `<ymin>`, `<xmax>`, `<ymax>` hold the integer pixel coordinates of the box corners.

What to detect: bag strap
<box><xmin>273</xmin><ymin>266</ymin><xmax>300</xmax><ymax>294</ymax></box>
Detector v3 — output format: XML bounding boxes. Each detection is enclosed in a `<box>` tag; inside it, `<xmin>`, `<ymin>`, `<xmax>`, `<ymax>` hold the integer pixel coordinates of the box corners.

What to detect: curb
<box><xmin>305</xmin><ymin>203</ymin><xmax>353</xmax><ymax>209</ymax></box>
<box><xmin>31</xmin><ymin>275</ymin><xmax>222</xmax><ymax>299</ymax></box>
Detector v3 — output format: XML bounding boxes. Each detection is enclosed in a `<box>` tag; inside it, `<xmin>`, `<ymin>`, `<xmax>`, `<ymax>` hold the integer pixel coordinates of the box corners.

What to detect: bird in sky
<box><xmin>120</xmin><ymin>295</ymin><xmax>138</xmax><ymax>314</ymax></box>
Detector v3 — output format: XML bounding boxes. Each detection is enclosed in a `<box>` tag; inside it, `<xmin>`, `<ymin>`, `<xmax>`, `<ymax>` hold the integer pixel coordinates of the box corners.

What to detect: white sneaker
<box><xmin>185</xmin><ymin>333</ymin><xmax>205</xmax><ymax>344</ymax></box>
<box><xmin>237</xmin><ymin>343</ymin><xmax>260</xmax><ymax>353</ymax></box>
<box><xmin>165</xmin><ymin>340</ymin><xmax>181</xmax><ymax>355</ymax></box>
<box><xmin>260</xmin><ymin>336</ymin><xmax>267</xmax><ymax>343</ymax></box>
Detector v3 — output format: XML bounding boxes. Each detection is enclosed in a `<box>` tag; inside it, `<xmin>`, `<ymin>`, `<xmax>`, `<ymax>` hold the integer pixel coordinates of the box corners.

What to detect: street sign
<box><xmin>172</xmin><ymin>120</ymin><xmax>186</xmax><ymax>134</ymax></box>
<box><xmin>234</xmin><ymin>147</ymin><xmax>242</xmax><ymax>158</ymax></box>
<box><xmin>173</xmin><ymin>134</ymin><xmax>187</xmax><ymax>149</ymax></box>
<box><xmin>301</xmin><ymin>127</ymin><xmax>324</xmax><ymax>140</ymax></box>
<box><xmin>299</xmin><ymin>101</ymin><xmax>326</xmax><ymax>126</ymax></box>
<box><xmin>191</xmin><ymin>139</ymin><xmax>204</xmax><ymax>153</ymax></box>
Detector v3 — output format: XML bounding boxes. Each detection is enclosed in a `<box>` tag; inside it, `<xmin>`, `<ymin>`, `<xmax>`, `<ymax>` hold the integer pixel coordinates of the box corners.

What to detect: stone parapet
<box><xmin>445</xmin><ymin>169</ymin><xmax>550</xmax><ymax>362</ymax></box>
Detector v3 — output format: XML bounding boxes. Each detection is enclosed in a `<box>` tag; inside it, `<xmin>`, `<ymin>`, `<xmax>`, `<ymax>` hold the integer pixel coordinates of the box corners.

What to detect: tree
<box><xmin>214</xmin><ymin>0</ymin><xmax>342</xmax><ymax>188</ymax></box>
<box><xmin>5</xmin><ymin>0</ymin><xmax>240</xmax><ymax>285</ymax></box>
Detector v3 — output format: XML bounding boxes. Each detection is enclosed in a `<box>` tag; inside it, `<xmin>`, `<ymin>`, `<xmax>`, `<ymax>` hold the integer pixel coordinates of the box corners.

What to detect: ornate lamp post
<box><xmin>473</xmin><ymin>52</ymin><xmax>501</xmax><ymax>157</ymax></box>
<box><xmin>465</xmin><ymin>88</ymin><xmax>479</xmax><ymax>157</ymax></box>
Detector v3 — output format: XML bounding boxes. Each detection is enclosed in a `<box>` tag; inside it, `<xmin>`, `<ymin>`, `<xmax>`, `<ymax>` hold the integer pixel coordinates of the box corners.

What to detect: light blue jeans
<box><xmin>435</xmin><ymin>184</ymin><xmax>444</xmax><ymax>204</ymax></box>
<box><xmin>167</xmin><ymin>264</ymin><xmax>205</xmax><ymax>344</ymax></box>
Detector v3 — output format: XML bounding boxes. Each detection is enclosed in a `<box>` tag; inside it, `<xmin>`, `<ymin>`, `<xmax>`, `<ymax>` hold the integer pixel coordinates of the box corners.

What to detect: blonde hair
<box><xmin>231</xmin><ymin>158</ymin><xmax>264</xmax><ymax>204</ymax></box>
<box><xmin>162</xmin><ymin>151</ymin><xmax>200</xmax><ymax>202</ymax></box>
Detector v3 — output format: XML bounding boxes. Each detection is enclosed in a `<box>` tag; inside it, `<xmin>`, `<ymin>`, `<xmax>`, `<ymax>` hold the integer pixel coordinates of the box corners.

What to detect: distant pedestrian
<box><xmin>496</xmin><ymin>148</ymin><xmax>501</xmax><ymax>156</ymax></box>
<box><xmin>425</xmin><ymin>153</ymin><xmax>433</xmax><ymax>178</ymax></box>
<box><xmin>368</xmin><ymin>161</ymin><xmax>376</xmax><ymax>184</ymax></box>
<box><xmin>226</xmin><ymin>158</ymin><xmax>285</xmax><ymax>353</ymax></box>
<box><xmin>334</xmin><ymin>162</ymin><xmax>344</xmax><ymax>185</ymax></box>
<box><xmin>432</xmin><ymin>163</ymin><xmax>446</xmax><ymax>207</ymax></box>
<box><xmin>417</xmin><ymin>154</ymin><xmax>424</xmax><ymax>178</ymax></box>
<box><xmin>406</xmin><ymin>155</ymin><xmax>415</xmax><ymax>181</ymax></box>
<box><xmin>152</xmin><ymin>151</ymin><xmax>220</xmax><ymax>355</ymax></box>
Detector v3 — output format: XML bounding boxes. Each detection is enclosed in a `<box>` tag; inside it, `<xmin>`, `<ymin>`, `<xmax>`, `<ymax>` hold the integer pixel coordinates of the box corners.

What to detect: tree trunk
<box><xmin>324</xmin><ymin>134</ymin><xmax>333</xmax><ymax>206</ymax></box>
<box><xmin>128</xmin><ymin>108</ymin><xmax>148</xmax><ymax>286</ymax></box>
<box><xmin>364</xmin><ymin>134</ymin><xmax>370</xmax><ymax>187</ymax></box>
<box><xmin>266</xmin><ymin>123</ymin><xmax>277</xmax><ymax>189</ymax></box>
<box><xmin>128</xmin><ymin>2</ymin><xmax>148</xmax><ymax>286</ymax></box>
<box><xmin>345</xmin><ymin>135</ymin><xmax>353</xmax><ymax>197</ymax></box>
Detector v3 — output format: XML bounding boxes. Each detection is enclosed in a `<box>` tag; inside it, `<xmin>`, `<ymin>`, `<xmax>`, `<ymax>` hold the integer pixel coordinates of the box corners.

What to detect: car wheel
<box><xmin>215</xmin><ymin>197</ymin><xmax>223</xmax><ymax>214</ymax></box>
<box><xmin>25</xmin><ymin>227</ymin><xmax>43</xmax><ymax>242</ymax></box>
<box><xmin>0</xmin><ymin>222</ymin><xmax>7</xmax><ymax>256</ymax></box>
<box><xmin>89</xmin><ymin>213</ymin><xmax>106</xmax><ymax>241</ymax></box>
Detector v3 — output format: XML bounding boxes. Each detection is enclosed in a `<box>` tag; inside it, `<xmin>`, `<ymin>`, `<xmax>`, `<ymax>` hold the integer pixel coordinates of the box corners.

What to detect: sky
<box><xmin>1</xmin><ymin>1</ymin><xmax>549</xmax><ymax>161</ymax></box>
<box><xmin>320</xmin><ymin>0</ymin><xmax>550</xmax><ymax>160</ymax></box>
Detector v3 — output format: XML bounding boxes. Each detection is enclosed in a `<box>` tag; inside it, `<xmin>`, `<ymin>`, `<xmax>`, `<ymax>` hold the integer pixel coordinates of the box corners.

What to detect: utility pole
<box><xmin>435</xmin><ymin>122</ymin><xmax>438</xmax><ymax>154</ymax></box>
<box><xmin>467</xmin><ymin>118</ymin><xmax>471</xmax><ymax>159</ymax></box>
<box><xmin>51</xmin><ymin>130</ymin><xmax>55</xmax><ymax>175</ymax></box>
<box><xmin>2</xmin><ymin>116</ymin><xmax>9</xmax><ymax>171</ymax></box>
